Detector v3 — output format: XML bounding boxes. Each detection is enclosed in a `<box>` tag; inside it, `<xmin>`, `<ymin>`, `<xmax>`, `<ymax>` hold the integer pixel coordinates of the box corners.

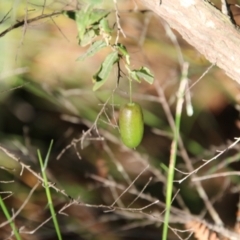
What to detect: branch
<box><xmin>0</xmin><ymin>11</ymin><xmax>63</xmax><ymax>38</ymax></box>
<box><xmin>136</xmin><ymin>0</ymin><xmax>240</xmax><ymax>84</ymax></box>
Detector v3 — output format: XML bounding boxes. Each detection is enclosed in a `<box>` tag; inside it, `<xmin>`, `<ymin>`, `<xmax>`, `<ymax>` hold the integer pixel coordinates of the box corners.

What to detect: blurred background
<box><xmin>1</xmin><ymin>0</ymin><xmax>240</xmax><ymax>239</ymax></box>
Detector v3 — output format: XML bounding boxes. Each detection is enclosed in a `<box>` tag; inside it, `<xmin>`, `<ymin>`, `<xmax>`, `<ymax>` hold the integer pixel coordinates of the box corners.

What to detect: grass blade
<box><xmin>38</xmin><ymin>140</ymin><xmax>62</xmax><ymax>240</ymax></box>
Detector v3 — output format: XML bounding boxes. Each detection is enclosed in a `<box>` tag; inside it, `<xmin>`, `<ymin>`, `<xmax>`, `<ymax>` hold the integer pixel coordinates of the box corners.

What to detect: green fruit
<box><xmin>119</xmin><ymin>102</ymin><xmax>144</xmax><ymax>148</ymax></box>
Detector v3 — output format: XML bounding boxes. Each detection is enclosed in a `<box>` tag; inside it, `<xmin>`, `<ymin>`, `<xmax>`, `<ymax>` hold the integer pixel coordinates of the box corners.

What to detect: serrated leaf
<box><xmin>92</xmin><ymin>51</ymin><xmax>119</xmax><ymax>91</ymax></box>
<box><xmin>77</xmin><ymin>40</ymin><xmax>107</xmax><ymax>60</ymax></box>
<box><xmin>117</xmin><ymin>43</ymin><xmax>130</xmax><ymax>65</ymax></box>
<box><xmin>130</xmin><ymin>67</ymin><xmax>154</xmax><ymax>84</ymax></box>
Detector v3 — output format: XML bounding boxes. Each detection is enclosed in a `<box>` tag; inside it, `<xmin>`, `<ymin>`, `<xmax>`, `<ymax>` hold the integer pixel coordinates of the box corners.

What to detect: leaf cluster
<box><xmin>66</xmin><ymin>4</ymin><xmax>154</xmax><ymax>91</ymax></box>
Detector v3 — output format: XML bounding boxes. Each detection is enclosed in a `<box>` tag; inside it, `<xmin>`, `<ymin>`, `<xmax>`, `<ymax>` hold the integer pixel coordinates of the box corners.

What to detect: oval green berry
<box><xmin>119</xmin><ymin>102</ymin><xmax>144</xmax><ymax>148</ymax></box>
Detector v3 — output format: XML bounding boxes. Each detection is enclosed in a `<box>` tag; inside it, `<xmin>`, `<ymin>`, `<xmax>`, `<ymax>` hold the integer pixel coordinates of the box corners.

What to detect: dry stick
<box><xmin>197</xmin><ymin>178</ymin><xmax>230</xmax><ymax>219</ymax></box>
<box><xmin>160</xmin><ymin>19</ymin><xmax>214</xmax><ymax>103</ymax></box>
<box><xmin>0</xmin><ymin>11</ymin><xmax>63</xmax><ymax>38</ymax></box>
<box><xmin>113</xmin><ymin>0</ymin><xmax>126</xmax><ymax>45</ymax></box>
<box><xmin>42</xmin><ymin>0</ymin><xmax>46</xmax><ymax>15</ymax></box>
<box><xmin>185</xmin><ymin>64</ymin><xmax>215</xmax><ymax>93</ymax></box>
<box><xmin>170</xmin><ymin>226</ymin><xmax>192</xmax><ymax>240</ymax></box>
<box><xmin>19</xmin><ymin>185</ymin><xmax>236</xmax><ymax>239</ymax></box>
<box><xmin>127</xmin><ymin>176</ymin><xmax>152</xmax><ymax>208</ymax></box>
<box><xmin>20</xmin><ymin>213</ymin><xmax>60</xmax><ymax>234</ymax></box>
<box><xmin>59</xmin><ymin>92</ymin><xmax>134</xmax><ymax>191</ymax></box>
<box><xmin>0</xmin><ymin>139</ymin><xmax>231</xmax><ymax>236</ymax></box>
<box><xmin>56</xmin><ymin>93</ymin><xmax>113</xmax><ymax>160</ymax></box>
<box><xmin>59</xmin><ymin>92</ymin><xmax>134</xmax><ymax>190</ymax></box>
<box><xmin>0</xmin><ymin>154</ymin><xmax>234</xmax><ymax>240</ymax></box>
<box><xmin>1</xmin><ymin>144</ymin><xmax>234</xmax><ymax>239</ymax></box>
<box><xmin>89</xmin><ymin>173</ymin><xmax>188</xmax><ymax>219</ymax></box>
<box><xmin>208</xmin><ymin>177</ymin><xmax>230</xmax><ymax>208</ymax></box>
<box><xmin>206</xmin><ymin>149</ymin><xmax>240</xmax><ymax>174</ymax></box>
<box><xmin>20</xmin><ymin>200</ymin><xmax>75</xmax><ymax>235</ymax></box>
<box><xmin>0</xmin><ymin>8</ymin><xmax>11</xmax><ymax>24</ymax></box>
<box><xmin>109</xmin><ymin>165</ymin><xmax>149</xmax><ymax>208</ymax></box>
<box><xmin>161</xmin><ymin>20</ymin><xmax>184</xmax><ymax>66</ymax></box>
<box><xmin>103</xmin><ymin>143</ymin><xmax>133</xmax><ymax>187</ymax></box>
<box><xmin>113</xmin><ymin>194</ymin><xmax>189</xmax><ymax>227</ymax></box>
<box><xmin>100</xmin><ymin>125</ymin><xmax>189</xmax><ymax>211</ymax></box>
<box><xmin>178</xmin><ymin>137</ymin><xmax>240</xmax><ymax>183</ymax></box>
<box><xmin>108</xmin><ymin>175</ymin><xmax>125</xmax><ymax>208</ymax></box>
<box><xmin>117</xmin><ymin>219</ymin><xmax>154</xmax><ymax>232</ymax></box>
<box><xmin>0</xmin><ymin>183</ymin><xmax>39</xmax><ymax>228</ymax></box>
<box><xmin>0</xmin><ymin>180</ymin><xmax>14</xmax><ymax>184</ymax></box>
<box><xmin>0</xmin><ymin>145</ymin><xmax>70</xmax><ymax>200</ymax></box>
<box><xmin>82</xmin><ymin>199</ymin><xmax>160</xmax><ymax>213</ymax></box>
<box><xmin>192</xmin><ymin>171</ymin><xmax>240</xmax><ymax>182</ymax></box>
<box><xmin>0</xmin><ymin>192</ymin><xmax>13</xmax><ymax>200</ymax></box>
<box><xmin>50</xmin><ymin>16</ymin><xmax>70</xmax><ymax>42</ymax></box>
<box><xmin>148</xmin><ymin>207</ymin><xmax>240</xmax><ymax>240</ymax></box>
<box><xmin>186</xmin><ymin>63</ymin><xmax>215</xmax><ymax>92</ymax></box>
<box><xmin>138</xmin><ymin>11</ymin><xmax>152</xmax><ymax>47</ymax></box>
<box><xmin>15</xmin><ymin>0</ymin><xmax>29</xmax><ymax>62</ymax></box>
<box><xmin>154</xmin><ymin>80</ymin><xmax>223</xmax><ymax>225</ymax></box>
<box><xmin>89</xmin><ymin>173</ymin><xmax>163</xmax><ymax>204</ymax></box>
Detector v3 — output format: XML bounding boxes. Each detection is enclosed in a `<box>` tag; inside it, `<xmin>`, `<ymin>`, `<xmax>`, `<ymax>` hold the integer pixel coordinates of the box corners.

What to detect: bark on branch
<box><xmin>136</xmin><ymin>0</ymin><xmax>240</xmax><ymax>84</ymax></box>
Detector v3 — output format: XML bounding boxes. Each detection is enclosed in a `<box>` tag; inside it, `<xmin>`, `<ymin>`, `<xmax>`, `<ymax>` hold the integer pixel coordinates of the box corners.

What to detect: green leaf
<box><xmin>130</xmin><ymin>70</ymin><xmax>139</xmax><ymax>82</ymax></box>
<box><xmin>88</xmin><ymin>9</ymin><xmax>109</xmax><ymax>26</ymax></box>
<box><xmin>77</xmin><ymin>40</ymin><xmax>107</xmax><ymax>60</ymax></box>
<box><xmin>76</xmin><ymin>8</ymin><xmax>91</xmax><ymax>42</ymax></box>
<box><xmin>116</xmin><ymin>43</ymin><xmax>130</xmax><ymax>65</ymax></box>
<box><xmin>92</xmin><ymin>51</ymin><xmax>119</xmax><ymax>91</ymax></box>
<box><xmin>99</xmin><ymin>18</ymin><xmax>112</xmax><ymax>34</ymax></box>
<box><xmin>130</xmin><ymin>67</ymin><xmax>154</xmax><ymax>84</ymax></box>
<box><xmin>79</xmin><ymin>29</ymin><xmax>96</xmax><ymax>47</ymax></box>
<box><xmin>160</xmin><ymin>163</ymin><xmax>169</xmax><ymax>173</ymax></box>
<box><xmin>76</xmin><ymin>5</ymin><xmax>110</xmax><ymax>45</ymax></box>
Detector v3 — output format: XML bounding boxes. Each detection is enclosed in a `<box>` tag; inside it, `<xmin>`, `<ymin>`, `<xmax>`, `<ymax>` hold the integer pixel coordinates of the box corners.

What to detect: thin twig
<box><xmin>154</xmin><ymin>75</ymin><xmax>223</xmax><ymax>225</ymax></box>
<box><xmin>127</xmin><ymin>176</ymin><xmax>152</xmax><ymax>208</ymax></box>
<box><xmin>192</xmin><ymin>171</ymin><xmax>240</xmax><ymax>182</ymax></box>
<box><xmin>113</xmin><ymin>0</ymin><xmax>126</xmax><ymax>45</ymax></box>
<box><xmin>0</xmin><ymin>183</ymin><xmax>39</xmax><ymax>228</ymax></box>
<box><xmin>0</xmin><ymin>11</ymin><xmax>63</xmax><ymax>38</ymax></box>
<box><xmin>178</xmin><ymin>138</ymin><xmax>240</xmax><ymax>183</ymax></box>
<box><xmin>110</xmin><ymin>165</ymin><xmax>149</xmax><ymax>207</ymax></box>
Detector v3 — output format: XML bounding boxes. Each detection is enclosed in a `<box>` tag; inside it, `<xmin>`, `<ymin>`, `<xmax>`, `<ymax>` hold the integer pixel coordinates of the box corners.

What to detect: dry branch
<box><xmin>0</xmin><ymin>11</ymin><xmax>62</xmax><ymax>38</ymax></box>
<box><xmin>136</xmin><ymin>0</ymin><xmax>240</xmax><ymax>84</ymax></box>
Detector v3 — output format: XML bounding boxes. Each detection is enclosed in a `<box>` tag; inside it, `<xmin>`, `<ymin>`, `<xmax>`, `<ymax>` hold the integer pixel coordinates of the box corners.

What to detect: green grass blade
<box><xmin>162</xmin><ymin>62</ymin><xmax>189</xmax><ymax>240</ymax></box>
<box><xmin>0</xmin><ymin>195</ymin><xmax>22</xmax><ymax>240</ymax></box>
<box><xmin>43</xmin><ymin>140</ymin><xmax>54</xmax><ymax>170</ymax></box>
<box><xmin>38</xmin><ymin>140</ymin><xmax>62</xmax><ymax>240</ymax></box>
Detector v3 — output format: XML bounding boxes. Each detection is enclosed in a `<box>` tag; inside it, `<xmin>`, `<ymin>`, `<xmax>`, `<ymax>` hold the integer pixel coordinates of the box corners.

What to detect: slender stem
<box><xmin>162</xmin><ymin>62</ymin><xmax>189</xmax><ymax>240</ymax></box>
<box><xmin>0</xmin><ymin>11</ymin><xmax>62</xmax><ymax>38</ymax></box>
<box><xmin>129</xmin><ymin>78</ymin><xmax>132</xmax><ymax>103</ymax></box>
